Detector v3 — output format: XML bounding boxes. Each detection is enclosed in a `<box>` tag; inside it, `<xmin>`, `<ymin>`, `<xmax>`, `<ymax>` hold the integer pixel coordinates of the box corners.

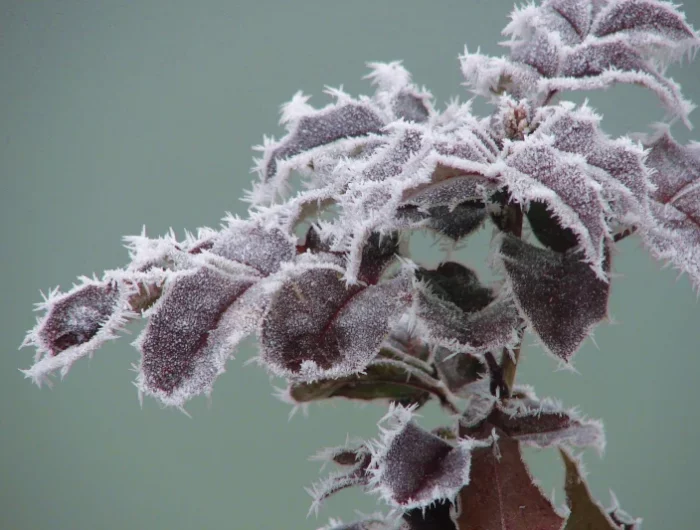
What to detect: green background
<box><xmin>2</xmin><ymin>0</ymin><xmax>699</xmax><ymax>528</ymax></box>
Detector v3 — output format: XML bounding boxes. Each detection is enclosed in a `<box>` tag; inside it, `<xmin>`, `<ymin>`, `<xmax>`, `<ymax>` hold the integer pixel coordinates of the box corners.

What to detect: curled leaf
<box><xmin>413</xmin><ymin>263</ymin><xmax>520</xmax><ymax>356</ymax></box>
<box><xmin>641</xmin><ymin>128</ymin><xmax>700</xmax><ymax>290</ymax></box>
<box><xmin>22</xmin><ymin>278</ymin><xmax>133</xmax><ymax>384</ymax></box>
<box><xmin>260</xmin><ymin>266</ymin><xmax>411</xmax><ymax>380</ymax></box>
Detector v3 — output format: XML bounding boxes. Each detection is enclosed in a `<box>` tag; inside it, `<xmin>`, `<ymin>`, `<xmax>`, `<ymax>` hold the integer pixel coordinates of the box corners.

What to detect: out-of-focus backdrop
<box><xmin>2</xmin><ymin>1</ymin><xmax>699</xmax><ymax>528</ymax></box>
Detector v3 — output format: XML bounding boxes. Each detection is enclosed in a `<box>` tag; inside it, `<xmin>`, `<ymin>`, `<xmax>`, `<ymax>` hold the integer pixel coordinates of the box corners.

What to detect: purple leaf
<box><xmin>260</xmin><ymin>266</ymin><xmax>411</xmax><ymax>380</ymax></box>
<box><xmin>308</xmin><ymin>448</ymin><xmax>372</xmax><ymax>515</ymax></box>
<box><xmin>255</xmin><ymin>96</ymin><xmax>386</xmax><ymax>201</ymax></box>
<box><xmin>549</xmin><ymin>0</ymin><xmax>594</xmax><ymax>39</ymax></box>
<box><xmin>414</xmin><ymin>264</ymin><xmax>520</xmax><ymax>356</ymax></box>
<box><xmin>502</xmin><ymin>0</ymin><xmax>699</xmax><ymax>120</ymax></box>
<box><xmin>456</xmin><ymin>432</ymin><xmax>565</xmax><ymax>530</ymax></box>
<box><xmin>210</xmin><ymin>220</ymin><xmax>296</xmax><ymax>275</ymax></box>
<box><xmin>503</xmin><ymin>139</ymin><xmax>610</xmax><ymax>276</ymax></box>
<box><xmin>22</xmin><ymin>278</ymin><xmax>132</xmax><ymax>384</ymax></box>
<box><xmin>366</xmin><ymin>61</ymin><xmax>433</xmax><ymax>123</ymax></box>
<box><xmin>367</xmin><ymin>405</ymin><xmax>479</xmax><ymax>510</ymax></box>
<box><xmin>533</xmin><ymin>103</ymin><xmax>651</xmax><ymax>226</ymax></box>
<box><xmin>642</xmin><ymin>128</ymin><xmax>700</xmax><ymax>289</ymax></box>
<box><xmin>593</xmin><ymin>0</ymin><xmax>697</xmax><ymax>43</ymax></box>
<box><xmin>497</xmin><ymin>235</ymin><xmax>611</xmax><ymax>362</ymax></box>
<box><xmin>136</xmin><ymin>266</ymin><xmax>256</xmax><ymax>406</ymax></box>
<box><xmin>490</xmin><ymin>388</ymin><xmax>605</xmax><ymax>452</ymax></box>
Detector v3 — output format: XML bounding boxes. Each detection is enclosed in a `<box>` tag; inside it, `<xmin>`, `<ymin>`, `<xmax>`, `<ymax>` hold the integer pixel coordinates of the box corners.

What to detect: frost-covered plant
<box><xmin>21</xmin><ymin>0</ymin><xmax>700</xmax><ymax>528</ymax></box>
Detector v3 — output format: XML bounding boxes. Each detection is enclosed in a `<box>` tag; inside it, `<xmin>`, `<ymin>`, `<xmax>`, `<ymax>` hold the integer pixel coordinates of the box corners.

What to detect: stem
<box><xmin>498</xmin><ymin>202</ymin><xmax>525</xmax><ymax>397</ymax></box>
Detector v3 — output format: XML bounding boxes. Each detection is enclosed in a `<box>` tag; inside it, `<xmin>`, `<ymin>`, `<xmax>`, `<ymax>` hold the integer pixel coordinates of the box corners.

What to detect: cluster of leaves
<box><xmin>21</xmin><ymin>0</ymin><xmax>699</xmax><ymax>527</ymax></box>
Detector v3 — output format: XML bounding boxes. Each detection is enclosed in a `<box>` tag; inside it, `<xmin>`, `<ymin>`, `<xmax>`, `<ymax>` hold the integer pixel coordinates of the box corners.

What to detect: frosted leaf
<box><xmin>455</xmin><ymin>433</ymin><xmax>565</xmax><ymax>530</ymax></box>
<box><xmin>260</xmin><ymin>267</ymin><xmax>411</xmax><ymax>381</ymax></box>
<box><xmin>501</xmin><ymin>0</ymin><xmax>699</xmax><ymax>121</ymax></box>
<box><xmin>460</xmin><ymin>51</ymin><xmax>542</xmax><ymax>100</ymax></box>
<box><xmin>402</xmin><ymin>175</ymin><xmax>491</xmax><ymax>212</ymax></box>
<box><xmin>398</xmin><ymin>175</ymin><xmax>490</xmax><ymax>241</ymax></box>
<box><xmin>357</xmin><ymin>232</ymin><xmax>400</xmax><ymax>285</ymax></box>
<box><xmin>136</xmin><ymin>267</ymin><xmax>256</xmax><ymax>406</ymax></box>
<box><xmin>549</xmin><ymin>0</ymin><xmax>593</xmax><ymax>39</ymax></box>
<box><xmin>362</xmin><ymin>126</ymin><xmax>426</xmax><ymax>182</ymax></box>
<box><xmin>210</xmin><ymin>220</ymin><xmax>296</xmax><ymax>275</ymax></box>
<box><xmin>308</xmin><ymin>448</ymin><xmax>373</xmax><ymax>514</ymax></box>
<box><xmin>414</xmin><ymin>263</ymin><xmax>520</xmax><ymax>355</ymax></box>
<box><xmin>510</xmin><ymin>30</ymin><xmax>563</xmax><ymax>77</ymax></box>
<box><xmin>641</xmin><ymin>129</ymin><xmax>700</xmax><ymax>289</ymax></box>
<box><xmin>534</xmin><ymin>103</ymin><xmax>651</xmax><ymax>223</ymax></box>
<box><xmin>401</xmin><ymin>502</ymin><xmax>457</xmax><ymax>530</ymax></box>
<box><xmin>593</xmin><ymin>0</ymin><xmax>698</xmax><ymax>45</ymax></box>
<box><xmin>22</xmin><ymin>278</ymin><xmax>134</xmax><ymax>384</ymax></box>
<box><xmin>492</xmin><ymin>391</ymin><xmax>605</xmax><ymax>452</ymax></box>
<box><xmin>560</xmin><ymin>449</ymin><xmax>634</xmax><ymax>530</ymax></box>
<box><xmin>256</xmin><ymin>98</ymin><xmax>386</xmax><ymax>201</ymax></box>
<box><xmin>366</xmin><ymin>61</ymin><xmax>433</xmax><ymax>123</ymax></box>
<box><xmin>503</xmin><ymin>139</ymin><xmax>609</xmax><ymax>275</ymax></box>
<box><xmin>367</xmin><ymin>405</ymin><xmax>478</xmax><ymax>510</ymax></box>
<box><xmin>497</xmin><ymin>235</ymin><xmax>611</xmax><ymax>362</ymax></box>
<box><xmin>557</xmin><ymin>38</ymin><xmax>692</xmax><ymax>120</ymax></box>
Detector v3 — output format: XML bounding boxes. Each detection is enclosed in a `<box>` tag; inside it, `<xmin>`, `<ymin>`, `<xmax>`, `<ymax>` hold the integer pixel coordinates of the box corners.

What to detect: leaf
<box><xmin>22</xmin><ymin>277</ymin><xmax>134</xmax><ymax>384</ymax></box>
<box><xmin>210</xmin><ymin>220</ymin><xmax>296</xmax><ymax>275</ymax></box>
<box><xmin>254</xmin><ymin>95</ymin><xmax>386</xmax><ymax>202</ymax></box>
<box><xmin>308</xmin><ymin>447</ymin><xmax>373</xmax><ymax>515</ymax></box>
<box><xmin>398</xmin><ymin>175</ymin><xmax>491</xmax><ymax>242</ymax></box>
<box><xmin>560</xmin><ymin>449</ymin><xmax>634</xmax><ymax>530</ymax></box>
<box><xmin>260</xmin><ymin>266</ymin><xmax>411</xmax><ymax>380</ymax></box>
<box><xmin>358</xmin><ymin>232</ymin><xmax>400</xmax><ymax>285</ymax></box>
<box><xmin>641</xmin><ymin>128</ymin><xmax>700</xmax><ymax>290</ymax></box>
<box><xmin>366</xmin><ymin>61</ymin><xmax>433</xmax><ymax>123</ymax></box>
<box><xmin>455</xmin><ymin>432</ymin><xmax>565</xmax><ymax>530</ymax></box>
<box><xmin>556</xmin><ymin>38</ymin><xmax>691</xmax><ymax>120</ymax></box>
<box><xmin>501</xmin><ymin>0</ymin><xmax>699</xmax><ymax>120</ymax></box>
<box><xmin>281</xmin><ymin>359</ymin><xmax>431</xmax><ymax>408</ymax></box>
<box><xmin>503</xmin><ymin>138</ymin><xmax>609</xmax><ymax>276</ymax></box>
<box><xmin>367</xmin><ymin>405</ymin><xmax>479</xmax><ymax>510</ymax></box>
<box><xmin>413</xmin><ymin>263</ymin><xmax>520</xmax><ymax>356</ymax></box>
<box><xmin>531</xmin><ymin>102</ymin><xmax>651</xmax><ymax>227</ymax></box>
<box><xmin>136</xmin><ymin>267</ymin><xmax>257</xmax><ymax>406</ymax></box>
<box><xmin>490</xmin><ymin>387</ymin><xmax>605</xmax><ymax>452</ymax></box>
<box><xmin>593</xmin><ymin>0</ymin><xmax>698</xmax><ymax>44</ymax></box>
<box><xmin>497</xmin><ymin>235</ymin><xmax>611</xmax><ymax>362</ymax></box>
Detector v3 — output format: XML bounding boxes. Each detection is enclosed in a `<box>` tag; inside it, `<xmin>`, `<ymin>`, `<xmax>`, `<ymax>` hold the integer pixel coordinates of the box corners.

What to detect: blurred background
<box><xmin>2</xmin><ymin>0</ymin><xmax>699</xmax><ymax>528</ymax></box>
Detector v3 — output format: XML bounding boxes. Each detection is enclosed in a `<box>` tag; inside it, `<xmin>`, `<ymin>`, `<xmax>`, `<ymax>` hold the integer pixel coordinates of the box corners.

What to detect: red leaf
<box><xmin>456</xmin><ymin>433</ymin><xmax>565</xmax><ymax>530</ymax></box>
